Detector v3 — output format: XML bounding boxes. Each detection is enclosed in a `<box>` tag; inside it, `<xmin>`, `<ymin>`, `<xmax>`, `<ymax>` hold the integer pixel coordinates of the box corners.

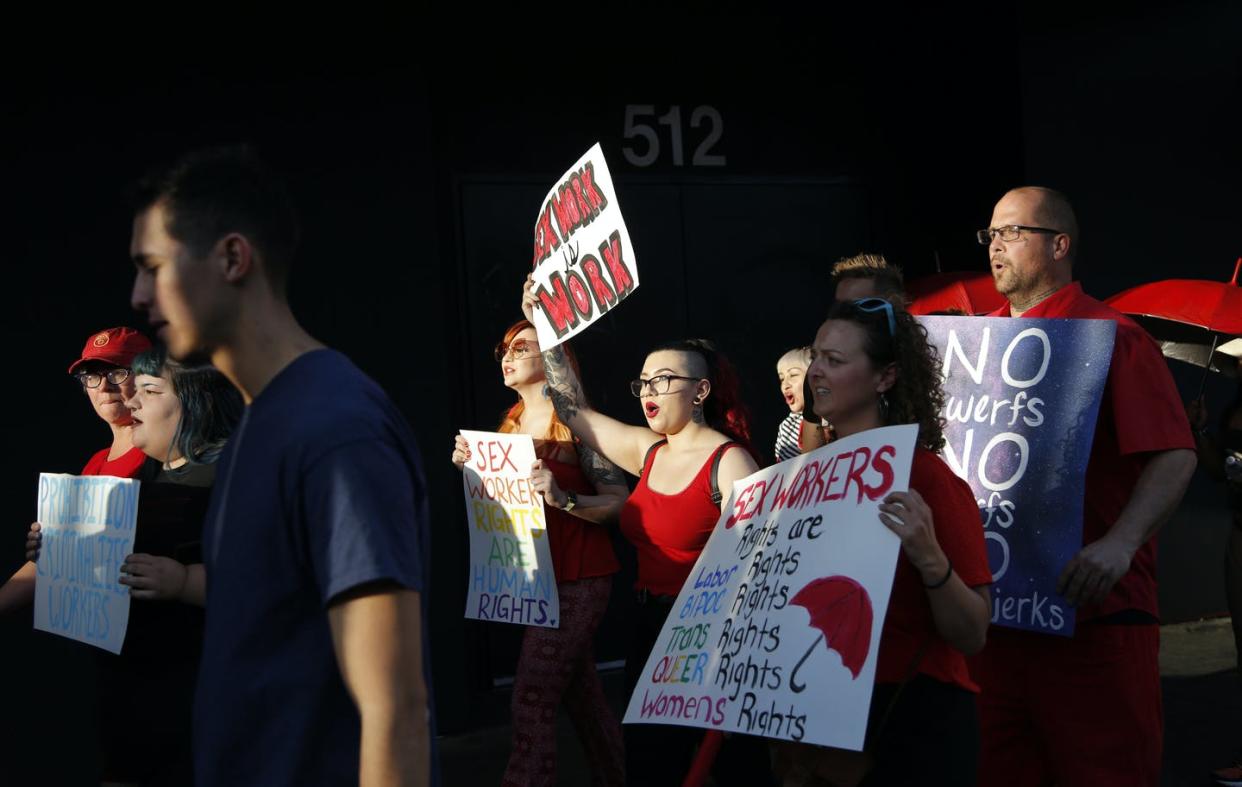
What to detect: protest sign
<box><xmin>529</xmin><ymin>143</ymin><xmax>638</xmax><ymax>348</ymax></box>
<box><xmin>624</xmin><ymin>425</ymin><xmax>918</xmax><ymax>751</ymax></box>
<box><xmin>921</xmin><ymin>316</ymin><xmax>1115</xmax><ymax>636</ymax></box>
<box><xmin>460</xmin><ymin>430</ymin><xmax>559</xmax><ymax>628</ymax></box>
<box><xmin>34</xmin><ymin>473</ymin><xmax>140</xmax><ymax>654</ymax></box>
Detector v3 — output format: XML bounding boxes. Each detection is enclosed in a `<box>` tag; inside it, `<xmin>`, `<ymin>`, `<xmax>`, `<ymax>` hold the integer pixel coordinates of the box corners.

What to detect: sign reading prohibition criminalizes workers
<box><xmin>920</xmin><ymin>316</ymin><xmax>1115</xmax><ymax>637</ymax></box>
<box><xmin>460</xmin><ymin>430</ymin><xmax>560</xmax><ymax>628</ymax></box>
<box><xmin>530</xmin><ymin>143</ymin><xmax>638</xmax><ymax>349</ymax></box>
<box><xmin>34</xmin><ymin>473</ymin><xmax>140</xmax><ymax>654</ymax></box>
<box><xmin>623</xmin><ymin>425</ymin><xmax>917</xmax><ymax>751</ymax></box>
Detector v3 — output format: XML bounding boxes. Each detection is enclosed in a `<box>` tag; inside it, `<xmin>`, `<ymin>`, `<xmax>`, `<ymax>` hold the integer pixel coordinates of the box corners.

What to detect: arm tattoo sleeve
<box><xmin>541</xmin><ymin>347</ymin><xmax>585</xmax><ymax>423</ymax></box>
<box><xmin>577</xmin><ymin>440</ymin><xmax>628</xmax><ymax>489</ymax></box>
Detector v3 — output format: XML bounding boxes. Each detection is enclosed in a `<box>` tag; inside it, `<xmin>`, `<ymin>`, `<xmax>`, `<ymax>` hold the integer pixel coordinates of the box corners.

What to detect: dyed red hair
<box><xmin>496</xmin><ymin>320</ymin><xmax>583</xmax><ymax>454</ymax></box>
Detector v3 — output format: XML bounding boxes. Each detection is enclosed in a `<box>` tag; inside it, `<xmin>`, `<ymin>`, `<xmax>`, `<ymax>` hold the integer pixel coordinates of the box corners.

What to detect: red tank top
<box><xmin>618</xmin><ymin>440</ymin><xmax>740</xmax><ymax>596</ymax></box>
<box><xmin>541</xmin><ymin>445</ymin><xmax>620</xmax><ymax>582</ymax></box>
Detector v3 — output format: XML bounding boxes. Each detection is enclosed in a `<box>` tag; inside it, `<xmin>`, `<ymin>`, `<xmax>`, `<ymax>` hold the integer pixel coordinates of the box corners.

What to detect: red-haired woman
<box><xmin>452</xmin><ymin>319</ymin><xmax>628</xmax><ymax>787</ymax></box>
<box><xmin>522</xmin><ymin>279</ymin><xmax>767</xmax><ymax>786</ymax></box>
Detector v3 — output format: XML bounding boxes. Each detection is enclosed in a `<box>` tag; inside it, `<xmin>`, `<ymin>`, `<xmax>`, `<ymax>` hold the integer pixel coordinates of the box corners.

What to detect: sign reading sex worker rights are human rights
<box><xmin>920</xmin><ymin>316</ymin><xmax>1115</xmax><ymax>637</ymax></box>
<box><xmin>460</xmin><ymin>430</ymin><xmax>559</xmax><ymax>628</ymax></box>
<box><xmin>529</xmin><ymin>143</ymin><xmax>638</xmax><ymax>349</ymax></box>
<box><xmin>624</xmin><ymin>425</ymin><xmax>917</xmax><ymax>751</ymax></box>
<box><xmin>34</xmin><ymin>473</ymin><xmax>140</xmax><ymax>654</ymax></box>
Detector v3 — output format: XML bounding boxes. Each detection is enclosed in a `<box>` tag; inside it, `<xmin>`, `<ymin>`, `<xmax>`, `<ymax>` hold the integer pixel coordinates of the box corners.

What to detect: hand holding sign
<box><xmin>451</xmin><ymin>434</ymin><xmax>472</xmax><ymax>469</ymax></box>
<box><xmin>120</xmin><ymin>554</ymin><xmax>189</xmax><ymax>601</ymax></box>
<box><xmin>521</xmin><ymin>274</ymin><xmax>538</xmax><ymax>324</ymax></box>
<box><xmin>25</xmin><ymin>522</ymin><xmax>41</xmax><ymax>561</ymax></box>
<box><xmin>1057</xmin><ymin>535</ymin><xmax>1134</xmax><ymax>607</ymax></box>
<box><xmin>529</xmin><ymin>460</ymin><xmax>568</xmax><ymax>509</ymax></box>
<box><xmin>878</xmin><ymin>490</ymin><xmax>949</xmax><ymax>583</ymax></box>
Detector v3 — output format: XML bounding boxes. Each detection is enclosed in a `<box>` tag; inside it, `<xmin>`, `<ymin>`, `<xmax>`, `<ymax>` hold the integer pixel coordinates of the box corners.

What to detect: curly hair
<box><xmin>823</xmin><ymin>298</ymin><xmax>946</xmax><ymax>452</ymax></box>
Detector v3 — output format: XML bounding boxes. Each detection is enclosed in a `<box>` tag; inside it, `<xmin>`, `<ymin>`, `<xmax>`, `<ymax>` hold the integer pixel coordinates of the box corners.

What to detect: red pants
<box><xmin>974</xmin><ymin>623</ymin><xmax>1162</xmax><ymax>787</ymax></box>
<box><xmin>503</xmin><ymin>575</ymin><xmax>624</xmax><ymax>787</ymax></box>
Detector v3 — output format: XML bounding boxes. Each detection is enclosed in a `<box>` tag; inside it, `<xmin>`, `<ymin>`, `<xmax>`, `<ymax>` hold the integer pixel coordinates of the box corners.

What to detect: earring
<box><xmin>879</xmin><ymin>392</ymin><xmax>890</xmax><ymax>421</ymax></box>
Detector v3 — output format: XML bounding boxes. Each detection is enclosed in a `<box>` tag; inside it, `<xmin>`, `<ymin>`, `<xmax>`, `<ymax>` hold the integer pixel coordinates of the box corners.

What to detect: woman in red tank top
<box><xmin>774</xmin><ymin>298</ymin><xmax>992</xmax><ymax>786</ymax></box>
<box><xmin>521</xmin><ymin>279</ymin><xmax>771</xmax><ymax>786</ymax></box>
<box><xmin>451</xmin><ymin>319</ymin><xmax>629</xmax><ymax>787</ymax></box>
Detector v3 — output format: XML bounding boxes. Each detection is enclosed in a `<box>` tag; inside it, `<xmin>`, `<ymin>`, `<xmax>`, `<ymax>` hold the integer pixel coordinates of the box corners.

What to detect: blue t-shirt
<box><xmin>194</xmin><ymin>349</ymin><xmax>436</xmax><ymax>785</ymax></box>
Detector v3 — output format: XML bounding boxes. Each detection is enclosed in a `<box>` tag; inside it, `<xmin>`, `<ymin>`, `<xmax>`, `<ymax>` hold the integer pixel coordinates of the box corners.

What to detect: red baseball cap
<box><xmin>67</xmin><ymin>327</ymin><xmax>153</xmax><ymax>374</ymax></box>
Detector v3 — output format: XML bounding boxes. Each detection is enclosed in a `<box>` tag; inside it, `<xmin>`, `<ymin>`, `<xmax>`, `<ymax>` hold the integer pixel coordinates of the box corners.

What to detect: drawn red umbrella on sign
<box><xmin>906</xmin><ymin>270</ymin><xmax>1006</xmax><ymax>316</ymax></box>
<box><xmin>789</xmin><ymin>575</ymin><xmax>874</xmax><ymax>691</ymax></box>
<box><xmin>1105</xmin><ymin>258</ymin><xmax>1242</xmax><ymax>393</ymax></box>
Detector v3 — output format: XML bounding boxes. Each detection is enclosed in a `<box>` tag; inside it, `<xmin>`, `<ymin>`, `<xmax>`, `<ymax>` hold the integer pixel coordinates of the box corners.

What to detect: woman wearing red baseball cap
<box><xmin>0</xmin><ymin>326</ymin><xmax>152</xmax><ymax>612</ymax></box>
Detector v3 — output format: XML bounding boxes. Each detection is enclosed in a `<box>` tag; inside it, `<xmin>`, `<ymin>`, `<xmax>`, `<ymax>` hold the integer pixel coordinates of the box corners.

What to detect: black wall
<box><xmin>1</xmin><ymin>7</ymin><xmax>1238</xmax><ymax>778</ymax></box>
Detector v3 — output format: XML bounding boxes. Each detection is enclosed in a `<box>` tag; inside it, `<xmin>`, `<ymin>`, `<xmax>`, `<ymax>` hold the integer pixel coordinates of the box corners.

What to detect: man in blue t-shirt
<box><xmin>128</xmin><ymin>147</ymin><xmax>435</xmax><ymax>786</ymax></box>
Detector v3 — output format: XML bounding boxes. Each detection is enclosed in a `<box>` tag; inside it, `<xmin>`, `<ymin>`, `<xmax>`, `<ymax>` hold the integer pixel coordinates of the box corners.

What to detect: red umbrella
<box><xmin>906</xmin><ymin>270</ymin><xmax>1006</xmax><ymax>316</ymax></box>
<box><xmin>789</xmin><ymin>575</ymin><xmax>873</xmax><ymax>690</ymax></box>
<box><xmin>1105</xmin><ymin>258</ymin><xmax>1242</xmax><ymax>385</ymax></box>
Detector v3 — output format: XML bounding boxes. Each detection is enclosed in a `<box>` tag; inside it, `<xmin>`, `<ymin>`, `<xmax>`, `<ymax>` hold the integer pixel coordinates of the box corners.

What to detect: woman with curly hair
<box><xmin>780</xmin><ymin>297</ymin><xmax>992</xmax><ymax>786</ymax></box>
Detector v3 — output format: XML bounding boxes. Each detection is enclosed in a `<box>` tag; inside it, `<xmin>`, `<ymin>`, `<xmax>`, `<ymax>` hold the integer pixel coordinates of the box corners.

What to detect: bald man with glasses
<box><xmin>972</xmin><ymin>187</ymin><xmax>1196</xmax><ymax>787</ymax></box>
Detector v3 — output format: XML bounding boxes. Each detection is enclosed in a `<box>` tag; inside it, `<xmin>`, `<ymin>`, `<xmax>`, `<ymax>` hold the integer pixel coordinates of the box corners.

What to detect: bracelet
<box><xmin>924</xmin><ymin>559</ymin><xmax>953</xmax><ymax>590</ymax></box>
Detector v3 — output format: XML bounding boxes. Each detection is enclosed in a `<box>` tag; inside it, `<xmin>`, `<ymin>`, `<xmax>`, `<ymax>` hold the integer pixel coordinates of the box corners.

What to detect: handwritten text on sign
<box><xmin>34</xmin><ymin>473</ymin><xmax>140</xmax><ymax>654</ymax></box>
<box><xmin>460</xmin><ymin>430</ymin><xmax>560</xmax><ymax>628</ymax></box>
<box><xmin>530</xmin><ymin>142</ymin><xmax>639</xmax><ymax>348</ymax></box>
<box><xmin>624</xmin><ymin>425</ymin><xmax>917</xmax><ymax>751</ymax></box>
<box><xmin>921</xmin><ymin>316</ymin><xmax>1115</xmax><ymax>636</ymax></box>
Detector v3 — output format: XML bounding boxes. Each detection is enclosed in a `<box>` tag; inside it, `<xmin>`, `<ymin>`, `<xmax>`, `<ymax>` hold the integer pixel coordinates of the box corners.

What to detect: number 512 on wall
<box><xmin>622</xmin><ymin>105</ymin><xmax>726</xmax><ymax>168</ymax></box>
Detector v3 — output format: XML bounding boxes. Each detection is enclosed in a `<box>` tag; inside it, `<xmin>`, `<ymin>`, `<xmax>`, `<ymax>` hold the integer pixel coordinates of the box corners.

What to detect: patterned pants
<box><xmin>503</xmin><ymin>575</ymin><xmax>624</xmax><ymax>787</ymax></box>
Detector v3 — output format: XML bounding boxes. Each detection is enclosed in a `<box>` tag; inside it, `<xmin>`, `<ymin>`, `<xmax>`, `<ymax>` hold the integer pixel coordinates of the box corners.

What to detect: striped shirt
<box><xmin>775</xmin><ymin>411</ymin><xmax>803</xmax><ymax>462</ymax></box>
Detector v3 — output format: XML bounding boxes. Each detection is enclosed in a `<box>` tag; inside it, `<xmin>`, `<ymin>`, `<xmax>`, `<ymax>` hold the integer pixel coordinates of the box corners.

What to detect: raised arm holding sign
<box><xmin>523</xmin><ymin>278</ymin><xmax>768</xmax><ymax>783</ymax></box>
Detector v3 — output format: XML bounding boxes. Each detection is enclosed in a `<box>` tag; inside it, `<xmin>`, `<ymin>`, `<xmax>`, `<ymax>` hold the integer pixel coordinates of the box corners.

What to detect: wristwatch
<box><xmin>563</xmin><ymin>491</ymin><xmax>578</xmax><ymax>512</ymax></box>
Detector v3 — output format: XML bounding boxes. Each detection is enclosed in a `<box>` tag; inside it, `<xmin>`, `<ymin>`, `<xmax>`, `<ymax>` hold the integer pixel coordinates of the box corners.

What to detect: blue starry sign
<box><xmin>919</xmin><ymin>316</ymin><xmax>1116</xmax><ymax>636</ymax></box>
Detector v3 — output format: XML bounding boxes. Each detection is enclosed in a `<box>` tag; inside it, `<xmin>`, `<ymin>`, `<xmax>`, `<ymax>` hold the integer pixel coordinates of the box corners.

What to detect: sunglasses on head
<box><xmin>853</xmin><ymin>298</ymin><xmax>897</xmax><ymax>337</ymax></box>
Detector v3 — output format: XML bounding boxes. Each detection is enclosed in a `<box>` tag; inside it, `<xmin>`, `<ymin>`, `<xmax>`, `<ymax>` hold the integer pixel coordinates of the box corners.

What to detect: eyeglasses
<box><xmin>494</xmin><ymin>338</ymin><xmax>539</xmax><ymax>362</ymax></box>
<box><xmin>853</xmin><ymin>298</ymin><xmax>897</xmax><ymax>337</ymax></box>
<box><xmin>976</xmin><ymin>225</ymin><xmax>1064</xmax><ymax>245</ymax></box>
<box><xmin>630</xmin><ymin>375</ymin><xmax>703</xmax><ymax>397</ymax></box>
<box><xmin>75</xmin><ymin>368</ymin><xmax>131</xmax><ymax>389</ymax></box>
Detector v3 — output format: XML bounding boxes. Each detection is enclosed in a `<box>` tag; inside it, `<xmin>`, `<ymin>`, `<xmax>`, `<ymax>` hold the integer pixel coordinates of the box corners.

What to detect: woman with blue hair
<box><xmin>27</xmin><ymin>344</ymin><xmax>242</xmax><ymax>785</ymax></box>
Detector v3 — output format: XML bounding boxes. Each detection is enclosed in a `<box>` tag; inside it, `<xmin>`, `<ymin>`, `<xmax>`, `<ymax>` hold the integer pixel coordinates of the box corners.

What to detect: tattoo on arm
<box><xmin>541</xmin><ymin>347</ymin><xmax>585</xmax><ymax>422</ymax></box>
<box><xmin>577</xmin><ymin>441</ymin><xmax>627</xmax><ymax>489</ymax></box>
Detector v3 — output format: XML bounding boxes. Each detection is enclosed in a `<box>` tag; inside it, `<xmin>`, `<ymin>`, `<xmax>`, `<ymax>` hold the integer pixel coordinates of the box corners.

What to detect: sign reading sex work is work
<box><xmin>460</xmin><ymin>430</ymin><xmax>560</xmax><ymax>628</ymax></box>
<box><xmin>920</xmin><ymin>316</ymin><xmax>1115</xmax><ymax>637</ymax></box>
<box><xmin>33</xmin><ymin>473</ymin><xmax>140</xmax><ymax>654</ymax></box>
<box><xmin>530</xmin><ymin>143</ymin><xmax>638</xmax><ymax>348</ymax></box>
<box><xmin>623</xmin><ymin>425</ymin><xmax>916</xmax><ymax>751</ymax></box>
